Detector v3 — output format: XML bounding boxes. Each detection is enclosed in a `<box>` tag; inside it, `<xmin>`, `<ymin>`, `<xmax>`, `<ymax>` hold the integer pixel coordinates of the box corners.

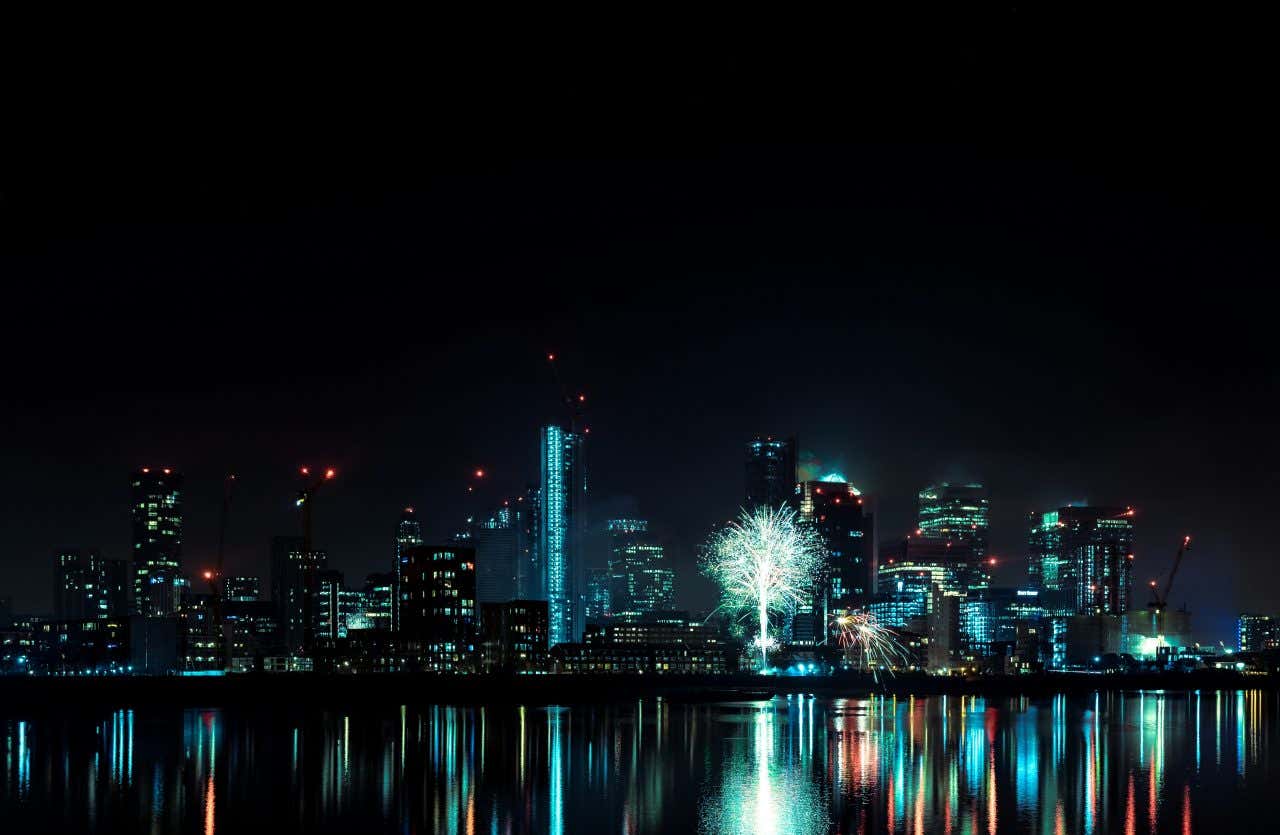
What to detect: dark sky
<box><xmin>2</xmin><ymin>12</ymin><xmax>1276</xmax><ymax>643</ymax></box>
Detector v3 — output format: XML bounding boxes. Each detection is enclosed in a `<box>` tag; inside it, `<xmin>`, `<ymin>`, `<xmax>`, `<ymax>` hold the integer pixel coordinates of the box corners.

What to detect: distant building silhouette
<box><xmin>745</xmin><ymin>435</ymin><xmax>797</xmax><ymax>511</ymax></box>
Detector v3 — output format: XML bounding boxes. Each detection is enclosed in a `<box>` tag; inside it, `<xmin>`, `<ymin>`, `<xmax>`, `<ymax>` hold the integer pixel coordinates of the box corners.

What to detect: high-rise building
<box><xmin>798</xmin><ymin>479</ymin><xmax>876</xmax><ymax>612</ymax></box>
<box><xmin>54</xmin><ymin>549</ymin><xmax>107</xmax><ymax>620</ymax></box>
<box><xmin>584</xmin><ymin>567</ymin><xmax>612</xmax><ymax>623</ymax></box>
<box><xmin>131</xmin><ymin>467</ymin><xmax>183</xmax><ymax>616</ymax></box>
<box><xmin>745</xmin><ymin>436</ymin><xmax>797</xmax><ymax>511</ymax></box>
<box><xmin>539</xmin><ymin>424</ymin><xmax>586</xmax><ymax>646</ymax></box>
<box><xmin>1238</xmin><ymin>614</ymin><xmax>1279</xmax><ymax>653</ymax></box>
<box><xmin>103</xmin><ymin>559</ymin><xmax>130</xmax><ymax>616</ymax></box>
<box><xmin>400</xmin><ymin>544</ymin><xmax>478</xmax><ymax>672</ymax></box>
<box><xmin>469</xmin><ymin>507</ymin><xmax>520</xmax><ymax>604</ymax></box>
<box><xmin>393</xmin><ymin>507</ymin><xmax>424</xmax><ymax>632</ymax></box>
<box><xmin>878</xmin><ymin>535</ymin><xmax>982</xmax><ymax>612</ymax></box>
<box><xmin>223</xmin><ymin>576</ymin><xmax>260</xmax><ymax>602</ymax></box>
<box><xmin>270</xmin><ymin>536</ymin><xmax>327</xmax><ymax>653</ymax></box>
<box><xmin>513</xmin><ymin>486</ymin><xmax>541</xmax><ymax>600</ymax></box>
<box><xmin>607</xmin><ymin>519</ymin><xmax>675</xmax><ymax>621</ymax></box>
<box><xmin>917</xmin><ymin>483</ymin><xmax>989</xmax><ymax>560</ymax></box>
<box><xmin>1029</xmin><ymin>506</ymin><xmax>1135</xmax><ymax>616</ymax></box>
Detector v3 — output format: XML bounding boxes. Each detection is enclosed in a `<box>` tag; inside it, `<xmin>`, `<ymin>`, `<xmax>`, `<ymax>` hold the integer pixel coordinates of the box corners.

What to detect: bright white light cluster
<box><xmin>702</xmin><ymin>505</ymin><xmax>826</xmax><ymax>669</ymax></box>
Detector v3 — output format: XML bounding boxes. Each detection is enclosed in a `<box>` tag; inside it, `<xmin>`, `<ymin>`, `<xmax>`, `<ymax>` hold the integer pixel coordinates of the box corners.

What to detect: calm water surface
<box><xmin>2</xmin><ymin>690</ymin><xmax>1277</xmax><ymax>833</ymax></box>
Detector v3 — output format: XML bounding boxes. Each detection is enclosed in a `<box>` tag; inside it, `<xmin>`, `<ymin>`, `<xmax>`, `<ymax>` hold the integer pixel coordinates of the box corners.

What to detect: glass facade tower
<box><xmin>917</xmin><ymin>483</ymin><xmax>989</xmax><ymax>560</ymax></box>
<box><xmin>607</xmin><ymin>519</ymin><xmax>674</xmax><ymax>621</ymax></box>
<box><xmin>393</xmin><ymin>507</ymin><xmax>423</xmax><ymax>632</ymax></box>
<box><xmin>1028</xmin><ymin>505</ymin><xmax>1134</xmax><ymax>616</ymax></box>
<box><xmin>539</xmin><ymin>424</ymin><xmax>586</xmax><ymax>646</ymax></box>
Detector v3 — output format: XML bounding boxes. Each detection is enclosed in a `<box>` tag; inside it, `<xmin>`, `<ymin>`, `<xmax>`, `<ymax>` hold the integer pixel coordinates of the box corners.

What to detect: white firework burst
<box><xmin>701</xmin><ymin>505</ymin><xmax>826</xmax><ymax>669</ymax></box>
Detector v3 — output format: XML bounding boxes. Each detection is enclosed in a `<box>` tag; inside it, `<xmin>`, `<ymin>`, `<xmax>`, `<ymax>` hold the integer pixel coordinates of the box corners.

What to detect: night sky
<box><xmin>2</xmin><ymin>14</ymin><xmax>1276</xmax><ymax>643</ymax></box>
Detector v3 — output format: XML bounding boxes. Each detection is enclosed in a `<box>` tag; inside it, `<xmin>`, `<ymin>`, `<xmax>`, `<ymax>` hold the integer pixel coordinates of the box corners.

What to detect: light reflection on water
<box><xmin>1</xmin><ymin>689</ymin><xmax>1277</xmax><ymax>833</ymax></box>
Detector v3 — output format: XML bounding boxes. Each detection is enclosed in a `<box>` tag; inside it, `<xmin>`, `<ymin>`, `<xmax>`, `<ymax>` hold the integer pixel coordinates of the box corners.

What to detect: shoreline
<box><xmin>1</xmin><ymin>669</ymin><xmax>1273</xmax><ymax>711</ymax></box>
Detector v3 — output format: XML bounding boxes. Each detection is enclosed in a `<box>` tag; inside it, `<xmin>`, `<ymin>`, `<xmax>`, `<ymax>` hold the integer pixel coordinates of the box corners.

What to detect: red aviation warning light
<box><xmin>474</xmin><ymin>468</ymin><xmax>485</xmax><ymax>479</ymax></box>
<box><xmin>325</xmin><ymin>468</ymin><xmax>336</xmax><ymax>480</ymax></box>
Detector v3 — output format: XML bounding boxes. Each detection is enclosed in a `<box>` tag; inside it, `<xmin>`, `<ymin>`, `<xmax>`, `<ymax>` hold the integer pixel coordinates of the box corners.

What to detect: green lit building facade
<box><xmin>917</xmin><ymin>483</ymin><xmax>989</xmax><ymax>560</ymax></box>
<box><xmin>1028</xmin><ymin>505</ymin><xmax>1135</xmax><ymax>616</ymax></box>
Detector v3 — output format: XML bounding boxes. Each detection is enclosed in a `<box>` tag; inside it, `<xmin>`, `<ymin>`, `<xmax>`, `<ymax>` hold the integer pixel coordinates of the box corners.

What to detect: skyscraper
<box><xmin>513</xmin><ymin>486</ymin><xmax>541</xmax><ymax>600</ymax></box>
<box><xmin>270</xmin><ymin>535</ymin><xmax>327</xmax><ymax>652</ymax></box>
<box><xmin>584</xmin><ymin>567</ymin><xmax>612</xmax><ymax>623</ymax></box>
<box><xmin>1029</xmin><ymin>506</ymin><xmax>1135</xmax><ymax>616</ymax></box>
<box><xmin>468</xmin><ymin>505</ymin><xmax>520</xmax><ymax>604</ymax></box>
<box><xmin>399</xmin><ymin>544</ymin><xmax>478</xmax><ymax>672</ymax></box>
<box><xmin>54</xmin><ymin>549</ymin><xmax>106</xmax><ymax>620</ymax></box>
<box><xmin>607</xmin><ymin>519</ymin><xmax>675</xmax><ymax>621</ymax></box>
<box><xmin>393</xmin><ymin>507</ymin><xmax>423</xmax><ymax>632</ymax></box>
<box><xmin>797</xmin><ymin>479</ymin><xmax>876</xmax><ymax>613</ymax></box>
<box><xmin>131</xmin><ymin>467</ymin><xmax>183</xmax><ymax>616</ymax></box>
<box><xmin>917</xmin><ymin>483</ymin><xmax>989</xmax><ymax>560</ymax></box>
<box><xmin>539</xmin><ymin>424</ymin><xmax>586</xmax><ymax>646</ymax></box>
<box><xmin>745</xmin><ymin>436</ymin><xmax>797</xmax><ymax>511</ymax></box>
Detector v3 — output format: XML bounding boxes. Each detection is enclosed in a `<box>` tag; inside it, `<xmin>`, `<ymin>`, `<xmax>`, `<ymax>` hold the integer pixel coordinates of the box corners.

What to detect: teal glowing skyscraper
<box><xmin>539</xmin><ymin>424</ymin><xmax>586</xmax><ymax>646</ymax></box>
<box><xmin>1029</xmin><ymin>505</ymin><xmax>1134</xmax><ymax>615</ymax></box>
<box><xmin>917</xmin><ymin>482</ymin><xmax>989</xmax><ymax>560</ymax></box>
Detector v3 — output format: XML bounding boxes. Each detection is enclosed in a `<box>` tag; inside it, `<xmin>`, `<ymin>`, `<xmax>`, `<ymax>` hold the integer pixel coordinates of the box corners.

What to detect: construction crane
<box><xmin>296</xmin><ymin>466</ymin><xmax>336</xmax><ymax>652</ymax></box>
<box><xmin>1148</xmin><ymin>535</ymin><xmax>1192</xmax><ymax>613</ymax></box>
<box><xmin>200</xmin><ymin>474</ymin><xmax>236</xmax><ymax>669</ymax></box>
<box><xmin>546</xmin><ymin>352</ymin><xmax>587</xmax><ymax>433</ymax></box>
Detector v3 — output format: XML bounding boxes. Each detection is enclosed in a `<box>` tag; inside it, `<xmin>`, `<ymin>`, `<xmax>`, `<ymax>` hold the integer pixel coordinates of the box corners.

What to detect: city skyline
<box><xmin>3</xmin><ymin>159</ymin><xmax>1276</xmax><ymax>648</ymax></box>
<box><xmin>0</xmin><ymin>434</ymin><xmax>1257</xmax><ymax>647</ymax></box>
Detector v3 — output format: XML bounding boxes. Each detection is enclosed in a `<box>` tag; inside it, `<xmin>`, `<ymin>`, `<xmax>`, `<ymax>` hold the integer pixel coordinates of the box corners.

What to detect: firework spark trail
<box><xmin>832</xmin><ymin>612</ymin><xmax>912</xmax><ymax>678</ymax></box>
<box><xmin>701</xmin><ymin>505</ymin><xmax>826</xmax><ymax>669</ymax></box>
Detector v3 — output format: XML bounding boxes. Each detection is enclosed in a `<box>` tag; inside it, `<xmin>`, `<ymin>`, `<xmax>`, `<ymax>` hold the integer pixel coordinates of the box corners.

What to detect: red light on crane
<box><xmin>577</xmin><ymin>394</ymin><xmax>585</xmax><ymax>402</ymax></box>
<box><xmin>203</xmin><ymin>570</ymin><xmax>213</xmax><ymax>580</ymax></box>
<box><xmin>474</xmin><ymin>469</ymin><xmax>485</xmax><ymax>479</ymax></box>
<box><xmin>324</xmin><ymin>468</ymin><xmax>336</xmax><ymax>480</ymax></box>
<box><xmin>547</xmin><ymin>353</ymin><xmax>556</xmax><ymax>362</ymax></box>
<box><xmin>300</xmin><ymin>467</ymin><xmax>310</xmax><ymax>476</ymax></box>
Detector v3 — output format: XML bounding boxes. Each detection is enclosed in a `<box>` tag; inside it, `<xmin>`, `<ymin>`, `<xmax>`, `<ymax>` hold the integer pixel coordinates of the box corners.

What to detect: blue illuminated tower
<box><xmin>539</xmin><ymin>424</ymin><xmax>586</xmax><ymax>646</ymax></box>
